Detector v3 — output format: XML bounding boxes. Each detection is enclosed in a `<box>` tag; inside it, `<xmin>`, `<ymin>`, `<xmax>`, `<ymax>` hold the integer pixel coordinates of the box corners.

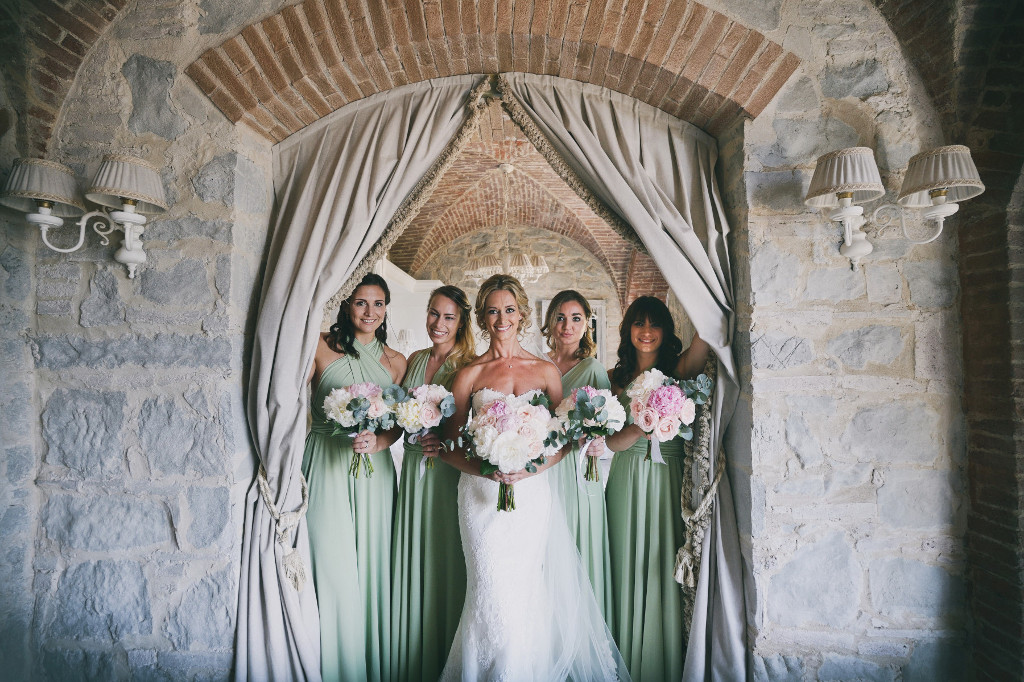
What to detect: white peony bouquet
<box><xmin>552</xmin><ymin>385</ymin><xmax>627</xmax><ymax>482</ymax></box>
<box><xmin>394</xmin><ymin>384</ymin><xmax>456</xmax><ymax>473</ymax></box>
<box><xmin>323</xmin><ymin>381</ymin><xmax>406</xmax><ymax>477</ymax></box>
<box><xmin>625</xmin><ymin>368</ymin><xmax>712</xmax><ymax>463</ymax></box>
<box><xmin>462</xmin><ymin>390</ymin><xmax>559</xmax><ymax>511</ymax></box>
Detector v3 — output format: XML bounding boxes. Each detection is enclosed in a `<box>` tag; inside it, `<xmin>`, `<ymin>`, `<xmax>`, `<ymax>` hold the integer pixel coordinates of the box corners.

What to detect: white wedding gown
<box><xmin>440</xmin><ymin>389</ymin><xmax>630</xmax><ymax>682</ymax></box>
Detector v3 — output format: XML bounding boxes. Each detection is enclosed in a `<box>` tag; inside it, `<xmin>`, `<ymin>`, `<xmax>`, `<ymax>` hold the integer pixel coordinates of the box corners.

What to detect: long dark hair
<box><xmin>327</xmin><ymin>273</ymin><xmax>390</xmax><ymax>358</ymax></box>
<box><xmin>610</xmin><ymin>296</ymin><xmax>683</xmax><ymax>389</ymax></box>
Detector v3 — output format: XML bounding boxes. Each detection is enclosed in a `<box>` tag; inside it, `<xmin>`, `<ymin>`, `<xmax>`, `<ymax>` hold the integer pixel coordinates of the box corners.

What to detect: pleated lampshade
<box><xmin>85</xmin><ymin>154</ymin><xmax>168</xmax><ymax>214</ymax></box>
<box><xmin>804</xmin><ymin>147</ymin><xmax>885</xmax><ymax>208</ymax></box>
<box><xmin>0</xmin><ymin>158</ymin><xmax>85</xmax><ymax>217</ymax></box>
<box><xmin>897</xmin><ymin>145</ymin><xmax>985</xmax><ymax>208</ymax></box>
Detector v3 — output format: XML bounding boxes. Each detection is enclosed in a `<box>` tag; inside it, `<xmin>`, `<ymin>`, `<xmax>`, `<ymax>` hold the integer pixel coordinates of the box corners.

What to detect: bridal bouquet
<box><xmin>395</xmin><ymin>384</ymin><xmax>456</xmax><ymax>474</ymax></box>
<box><xmin>464</xmin><ymin>391</ymin><xmax>559</xmax><ymax>511</ymax></box>
<box><xmin>552</xmin><ymin>386</ymin><xmax>627</xmax><ymax>482</ymax></box>
<box><xmin>626</xmin><ymin>368</ymin><xmax>713</xmax><ymax>463</ymax></box>
<box><xmin>323</xmin><ymin>381</ymin><xmax>406</xmax><ymax>477</ymax></box>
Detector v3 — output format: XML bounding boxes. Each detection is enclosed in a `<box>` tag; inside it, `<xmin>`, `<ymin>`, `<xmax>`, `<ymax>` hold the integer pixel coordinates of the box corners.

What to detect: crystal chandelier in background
<box><xmin>463</xmin><ymin>163</ymin><xmax>549</xmax><ymax>284</ymax></box>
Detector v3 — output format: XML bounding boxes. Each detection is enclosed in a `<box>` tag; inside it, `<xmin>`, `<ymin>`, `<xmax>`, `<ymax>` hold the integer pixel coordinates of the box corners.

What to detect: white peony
<box><xmin>395</xmin><ymin>400</ymin><xmax>423</xmax><ymax>431</ymax></box>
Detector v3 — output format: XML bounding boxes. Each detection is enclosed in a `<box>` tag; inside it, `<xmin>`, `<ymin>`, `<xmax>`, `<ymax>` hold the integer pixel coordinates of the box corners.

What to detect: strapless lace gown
<box><xmin>440</xmin><ymin>389</ymin><xmax>630</xmax><ymax>682</ymax></box>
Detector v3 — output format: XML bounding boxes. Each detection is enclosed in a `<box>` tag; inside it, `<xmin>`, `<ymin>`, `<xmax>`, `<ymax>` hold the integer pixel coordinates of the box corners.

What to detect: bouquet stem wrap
<box><xmin>497</xmin><ymin>482</ymin><xmax>515</xmax><ymax>511</ymax></box>
<box><xmin>645</xmin><ymin>438</ymin><xmax>667</xmax><ymax>465</ymax></box>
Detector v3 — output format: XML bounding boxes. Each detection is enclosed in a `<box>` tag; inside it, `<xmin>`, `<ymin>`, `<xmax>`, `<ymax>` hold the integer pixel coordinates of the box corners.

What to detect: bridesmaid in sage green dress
<box><xmin>601</xmin><ymin>296</ymin><xmax>710</xmax><ymax>682</ymax></box>
<box><xmin>303</xmin><ymin>273</ymin><xmax>407</xmax><ymax>682</ymax></box>
<box><xmin>541</xmin><ymin>289</ymin><xmax>613</xmax><ymax>618</ymax></box>
<box><xmin>391</xmin><ymin>285</ymin><xmax>476</xmax><ymax>682</ymax></box>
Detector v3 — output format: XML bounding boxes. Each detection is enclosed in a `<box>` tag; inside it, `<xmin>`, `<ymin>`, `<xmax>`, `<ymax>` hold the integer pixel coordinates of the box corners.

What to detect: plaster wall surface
<box><xmin>0</xmin><ymin>1</ymin><xmax>971</xmax><ymax>680</ymax></box>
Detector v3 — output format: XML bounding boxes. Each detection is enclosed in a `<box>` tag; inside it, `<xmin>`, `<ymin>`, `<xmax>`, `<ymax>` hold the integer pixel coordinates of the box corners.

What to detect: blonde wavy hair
<box><xmin>474</xmin><ymin>274</ymin><xmax>532</xmax><ymax>338</ymax></box>
<box><xmin>429</xmin><ymin>285</ymin><xmax>476</xmax><ymax>370</ymax></box>
<box><xmin>541</xmin><ymin>289</ymin><xmax>596</xmax><ymax>359</ymax></box>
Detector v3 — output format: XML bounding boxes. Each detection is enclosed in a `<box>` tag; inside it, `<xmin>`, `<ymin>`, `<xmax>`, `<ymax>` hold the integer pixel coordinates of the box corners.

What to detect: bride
<box><xmin>439</xmin><ymin>274</ymin><xmax>630</xmax><ymax>682</ymax></box>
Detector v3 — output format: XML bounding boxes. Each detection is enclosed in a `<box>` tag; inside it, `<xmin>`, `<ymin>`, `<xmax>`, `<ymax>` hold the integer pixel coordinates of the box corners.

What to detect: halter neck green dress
<box><xmin>302</xmin><ymin>337</ymin><xmax>397</xmax><ymax>682</ymax></box>
<box><xmin>605</xmin><ymin>375</ymin><xmax>686</xmax><ymax>682</ymax></box>
<box><xmin>390</xmin><ymin>349</ymin><xmax>465</xmax><ymax>682</ymax></box>
<box><xmin>550</xmin><ymin>356</ymin><xmax>613</xmax><ymax>619</ymax></box>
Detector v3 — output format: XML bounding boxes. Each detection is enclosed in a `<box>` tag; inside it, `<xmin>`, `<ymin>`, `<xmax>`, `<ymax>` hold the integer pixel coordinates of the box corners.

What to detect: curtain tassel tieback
<box><xmin>257</xmin><ymin>466</ymin><xmax>310</xmax><ymax>592</ymax></box>
<box><xmin>675</xmin><ymin>464</ymin><xmax>724</xmax><ymax>588</ymax></box>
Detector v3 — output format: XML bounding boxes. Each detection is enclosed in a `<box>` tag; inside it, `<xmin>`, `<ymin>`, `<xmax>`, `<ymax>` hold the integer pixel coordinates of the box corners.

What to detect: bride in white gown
<box><xmin>439</xmin><ymin>275</ymin><xmax>630</xmax><ymax>682</ymax></box>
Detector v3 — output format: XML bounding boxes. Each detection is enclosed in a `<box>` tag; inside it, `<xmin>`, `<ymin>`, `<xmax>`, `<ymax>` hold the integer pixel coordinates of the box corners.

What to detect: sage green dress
<box><xmin>550</xmin><ymin>356</ymin><xmax>613</xmax><ymax>619</ymax></box>
<box><xmin>605</xmin><ymin>377</ymin><xmax>686</xmax><ymax>682</ymax></box>
<box><xmin>390</xmin><ymin>350</ymin><xmax>465</xmax><ymax>682</ymax></box>
<box><xmin>303</xmin><ymin>338</ymin><xmax>396</xmax><ymax>682</ymax></box>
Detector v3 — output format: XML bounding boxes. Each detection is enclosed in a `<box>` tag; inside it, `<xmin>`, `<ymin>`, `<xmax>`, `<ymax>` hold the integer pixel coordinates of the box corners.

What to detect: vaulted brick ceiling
<box><xmin>185</xmin><ymin>0</ymin><xmax>801</xmax><ymax>141</ymax></box>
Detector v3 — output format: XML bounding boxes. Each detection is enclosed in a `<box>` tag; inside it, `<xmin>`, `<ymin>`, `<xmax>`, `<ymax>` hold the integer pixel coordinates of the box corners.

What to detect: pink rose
<box><xmin>679</xmin><ymin>397</ymin><xmax>696</xmax><ymax>425</ymax></box>
<box><xmin>655</xmin><ymin>415</ymin><xmax>681</xmax><ymax>442</ymax></box>
<box><xmin>420</xmin><ymin>402</ymin><xmax>443</xmax><ymax>428</ymax></box>
<box><xmin>367</xmin><ymin>398</ymin><xmax>387</xmax><ymax>419</ymax></box>
<box><xmin>636</xmin><ymin>408</ymin><xmax>658</xmax><ymax>432</ymax></box>
<box><xmin>630</xmin><ymin>400</ymin><xmax>642</xmax><ymax>419</ymax></box>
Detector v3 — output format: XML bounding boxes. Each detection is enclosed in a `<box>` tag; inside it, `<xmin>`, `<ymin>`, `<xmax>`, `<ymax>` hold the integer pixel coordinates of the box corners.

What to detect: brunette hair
<box><xmin>327</xmin><ymin>273</ymin><xmax>390</xmax><ymax>358</ymax></box>
<box><xmin>541</xmin><ymin>289</ymin><xmax>596</xmax><ymax>359</ymax></box>
<box><xmin>474</xmin><ymin>274</ymin><xmax>532</xmax><ymax>338</ymax></box>
<box><xmin>610</xmin><ymin>295</ymin><xmax>683</xmax><ymax>389</ymax></box>
<box><xmin>429</xmin><ymin>285</ymin><xmax>476</xmax><ymax>370</ymax></box>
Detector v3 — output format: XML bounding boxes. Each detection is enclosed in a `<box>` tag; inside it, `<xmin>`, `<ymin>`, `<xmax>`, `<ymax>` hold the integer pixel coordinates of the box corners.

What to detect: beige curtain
<box><xmin>235</xmin><ymin>75</ymin><xmax>484</xmax><ymax>682</ymax></box>
<box><xmin>500</xmin><ymin>72</ymin><xmax>746</xmax><ymax>681</ymax></box>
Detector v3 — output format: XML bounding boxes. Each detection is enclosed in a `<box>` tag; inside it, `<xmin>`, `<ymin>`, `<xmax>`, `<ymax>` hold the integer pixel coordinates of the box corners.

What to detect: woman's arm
<box><xmin>674</xmin><ymin>332</ymin><xmax>711</xmax><ymax>380</ymax></box>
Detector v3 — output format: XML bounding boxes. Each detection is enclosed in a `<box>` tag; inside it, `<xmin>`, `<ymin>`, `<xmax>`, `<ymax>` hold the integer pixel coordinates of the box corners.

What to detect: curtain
<box><xmin>235</xmin><ymin>75</ymin><xmax>484</xmax><ymax>682</ymax></box>
<box><xmin>500</xmin><ymin>73</ymin><xmax>746</xmax><ymax>681</ymax></box>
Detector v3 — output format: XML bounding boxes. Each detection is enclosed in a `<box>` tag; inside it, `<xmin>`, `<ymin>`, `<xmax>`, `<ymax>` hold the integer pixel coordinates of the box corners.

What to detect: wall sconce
<box><xmin>806</xmin><ymin>145</ymin><xmax>986</xmax><ymax>269</ymax></box>
<box><xmin>804</xmin><ymin>147</ymin><xmax>885</xmax><ymax>269</ymax></box>
<box><xmin>1</xmin><ymin>154</ymin><xmax>168</xmax><ymax>279</ymax></box>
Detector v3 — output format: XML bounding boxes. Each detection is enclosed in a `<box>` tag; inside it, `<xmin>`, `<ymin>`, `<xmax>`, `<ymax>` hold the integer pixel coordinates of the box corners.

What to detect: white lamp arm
<box><xmin>39</xmin><ymin>220</ymin><xmax>88</xmax><ymax>253</ymax></box>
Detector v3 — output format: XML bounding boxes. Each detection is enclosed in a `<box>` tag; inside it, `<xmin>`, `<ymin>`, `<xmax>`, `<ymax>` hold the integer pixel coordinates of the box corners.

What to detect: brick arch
<box><xmin>406</xmin><ymin>166</ymin><xmax>629</xmax><ymax>301</ymax></box>
<box><xmin>185</xmin><ymin>0</ymin><xmax>800</xmax><ymax>142</ymax></box>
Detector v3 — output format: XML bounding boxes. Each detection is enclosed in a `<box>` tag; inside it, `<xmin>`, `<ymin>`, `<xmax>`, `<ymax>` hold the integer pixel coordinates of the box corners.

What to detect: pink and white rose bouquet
<box><xmin>625</xmin><ymin>368</ymin><xmax>712</xmax><ymax>462</ymax></box>
<box><xmin>323</xmin><ymin>381</ymin><xmax>406</xmax><ymax>477</ymax></box>
<box><xmin>394</xmin><ymin>384</ymin><xmax>456</xmax><ymax>472</ymax></box>
<box><xmin>552</xmin><ymin>385</ymin><xmax>627</xmax><ymax>482</ymax></box>
<box><xmin>463</xmin><ymin>390</ymin><xmax>559</xmax><ymax>511</ymax></box>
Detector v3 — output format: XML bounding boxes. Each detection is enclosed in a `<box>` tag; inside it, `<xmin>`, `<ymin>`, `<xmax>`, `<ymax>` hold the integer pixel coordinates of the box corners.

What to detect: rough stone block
<box><xmin>37</xmin><ymin>262</ymin><xmax>82</xmax><ymax>281</ymax></box>
<box><xmin>768</xmin><ymin>532</ymin><xmax>859</xmax><ymax>627</ymax></box>
<box><xmin>775</xmin><ymin>76</ymin><xmax>818</xmax><ymax>114</ymax></box>
<box><xmin>785</xmin><ymin>394</ymin><xmax>836</xmax><ymax>416</ymax></box>
<box><xmin>878</xmin><ymin>469</ymin><xmax>954</xmax><ymax>530</ymax></box>
<box><xmin>752</xmin><ymin>654</ymin><xmax>803</xmax><ymax>682</ymax></box>
<box><xmin>903</xmin><ymin>638</ymin><xmax>968</xmax><ymax>681</ymax></box>
<box><xmin>785</xmin><ymin>414</ymin><xmax>823</xmax><ymax>467</ymax></box>
<box><xmin>80</xmin><ymin>270</ymin><xmax>126</xmax><ymax>327</ymax></box>
<box><xmin>4</xmin><ymin>445</ymin><xmax>33</xmax><ymax>483</ymax></box>
<box><xmin>869</xmin><ymin>558</ymin><xmax>964</xmax><ymax>620</ymax></box>
<box><xmin>164</xmin><ymin>568</ymin><xmax>235</xmax><ymax>650</ymax></box>
<box><xmin>746</xmin><ymin>170</ymin><xmax>808</xmax><ymax>213</ymax></box>
<box><xmin>818</xmin><ymin>655</ymin><xmax>895</xmax><ymax>682</ymax></box>
<box><xmin>141</xmin><ymin>259</ymin><xmax>214</xmax><ymax>307</ymax></box>
<box><xmin>804</xmin><ymin>267</ymin><xmax>866</xmax><ymax>301</ymax></box>
<box><xmin>42</xmin><ymin>389</ymin><xmax>127</xmax><ymax>479</ymax></box>
<box><xmin>122</xmin><ymin>54</ymin><xmax>187</xmax><ymax>140</ymax></box>
<box><xmin>193</xmin><ymin>152</ymin><xmax>267</xmax><ymax>212</ymax></box>
<box><xmin>51</xmin><ymin>560</ymin><xmax>152</xmax><ymax>640</ymax></box>
<box><xmin>904</xmin><ymin>262</ymin><xmax>957</xmax><ymax>308</ymax></box>
<box><xmin>35</xmin><ymin>334</ymin><xmax>232</xmax><ymax>370</ymax></box>
<box><xmin>841</xmin><ymin>402</ymin><xmax>939</xmax><ymax>464</ymax></box>
<box><xmin>156</xmin><ymin>651</ymin><xmax>234</xmax><ymax>680</ymax></box>
<box><xmin>36</xmin><ymin>300</ymin><xmax>73</xmax><ymax>317</ymax></box>
<box><xmin>199</xmin><ymin>0</ymin><xmax>264</xmax><ymax>34</ymax></box>
<box><xmin>821</xmin><ymin>59</ymin><xmax>890</xmax><ymax>99</ymax></box>
<box><xmin>1</xmin><ymin>245</ymin><xmax>30</xmax><ymax>301</ymax></box>
<box><xmin>42</xmin><ymin>647</ymin><xmax>127</xmax><ymax>681</ymax></box>
<box><xmin>866</xmin><ymin>264</ymin><xmax>903</xmax><ymax>304</ymax></box>
<box><xmin>215</xmin><ymin>255</ymin><xmax>231</xmax><ymax>301</ymax></box>
<box><xmin>750</xmin><ymin>243</ymin><xmax>800</xmax><ymax>304</ymax></box>
<box><xmin>186</xmin><ymin>486</ymin><xmax>230</xmax><ymax>548</ymax></box>
<box><xmin>751</xmin><ymin>333</ymin><xmax>813</xmax><ymax>371</ymax></box>
<box><xmin>44</xmin><ymin>494</ymin><xmax>173</xmax><ymax>551</ymax></box>
<box><xmin>915</xmin><ymin>313</ymin><xmax>958</xmax><ymax>380</ymax></box>
<box><xmin>826</xmin><ymin>325</ymin><xmax>904</xmax><ymax>369</ymax></box>
<box><xmin>140</xmin><ymin>397</ymin><xmax>225</xmax><ymax>476</ymax></box>
<box><xmin>755</xmin><ymin>117</ymin><xmax>859</xmax><ymax>166</ymax></box>
<box><xmin>146</xmin><ymin>215</ymin><xmax>232</xmax><ymax>244</ymax></box>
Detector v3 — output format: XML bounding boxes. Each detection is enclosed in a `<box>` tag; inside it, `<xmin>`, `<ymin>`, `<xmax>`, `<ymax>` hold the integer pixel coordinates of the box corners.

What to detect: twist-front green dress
<box><xmin>390</xmin><ymin>349</ymin><xmax>465</xmax><ymax>682</ymax></box>
<box><xmin>605</xmin><ymin>377</ymin><xmax>686</xmax><ymax>682</ymax></box>
<box><xmin>303</xmin><ymin>338</ymin><xmax>396</xmax><ymax>682</ymax></box>
<box><xmin>550</xmin><ymin>357</ymin><xmax>613</xmax><ymax>619</ymax></box>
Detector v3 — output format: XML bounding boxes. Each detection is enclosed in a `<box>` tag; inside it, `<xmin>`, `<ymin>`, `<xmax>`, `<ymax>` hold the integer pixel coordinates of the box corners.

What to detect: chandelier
<box><xmin>464</xmin><ymin>163</ymin><xmax>550</xmax><ymax>284</ymax></box>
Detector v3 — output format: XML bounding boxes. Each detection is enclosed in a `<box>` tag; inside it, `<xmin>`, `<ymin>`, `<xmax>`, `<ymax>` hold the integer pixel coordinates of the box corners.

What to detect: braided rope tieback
<box><xmin>257</xmin><ymin>466</ymin><xmax>310</xmax><ymax>592</ymax></box>
<box><xmin>678</xmin><ymin>356</ymin><xmax>721</xmax><ymax>637</ymax></box>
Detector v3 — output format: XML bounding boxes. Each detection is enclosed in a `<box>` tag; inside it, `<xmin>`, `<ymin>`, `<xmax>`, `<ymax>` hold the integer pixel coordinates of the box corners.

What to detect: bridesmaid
<box><xmin>540</xmin><ymin>289</ymin><xmax>613</xmax><ymax>618</ymax></box>
<box><xmin>391</xmin><ymin>285</ymin><xmax>476</xmax><ymax>682</ymax></box>
<box><xmin>303</xmin><ymin>273</ymin><xmax>407</xmax><ymax>682</ymax></box>
<box><xmin>601</xmin><ymin>296</ymin><xmax>709</xmax><ymax>682</ymax></box>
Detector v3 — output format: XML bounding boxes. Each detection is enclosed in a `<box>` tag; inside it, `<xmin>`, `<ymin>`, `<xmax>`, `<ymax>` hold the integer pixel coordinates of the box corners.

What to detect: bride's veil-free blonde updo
<box><xmin>474</xmin><ymin>274</ymin><xmax>532</xmax><ymax>338</ymax></box>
